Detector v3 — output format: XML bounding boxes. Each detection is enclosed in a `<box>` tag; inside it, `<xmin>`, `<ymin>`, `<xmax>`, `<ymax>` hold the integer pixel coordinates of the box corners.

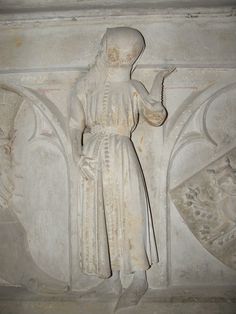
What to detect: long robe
<box><xmin>70</xmin><ymin>79</ymin><xmax>166</xmax><ymax>278</ymax></box>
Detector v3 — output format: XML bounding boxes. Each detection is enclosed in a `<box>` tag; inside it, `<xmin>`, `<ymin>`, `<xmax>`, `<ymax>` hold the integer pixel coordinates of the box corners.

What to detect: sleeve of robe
<box><xmin>132</xmin><ymin>80</ymin><xmax>167</xmax><ymax>127</ymax></box>
<box><xmin>69</xmin><ymin>82</ymin><xmax>86</xmax><ymax>132</ymax></box>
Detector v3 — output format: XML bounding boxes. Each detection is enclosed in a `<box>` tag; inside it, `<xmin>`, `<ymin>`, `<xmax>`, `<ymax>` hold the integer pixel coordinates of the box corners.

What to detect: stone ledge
<box><xmin>0</xmin><ymin>286</ymin><xmax>235</xmax><ymax>314</ymax></box>
<box><xmin>1</xmin><ymin>286</ymin><xmax>236</xmax><ymax>300</ymax></box>
<box><xmin>0</xmin><ymin>3</ymin><xmax>235</xmax><ymax>23</ymax></box>
<box><xmin>0</xmin><ymin>299</ymin><xmax>235</xmax><ymax>314</ymax></box>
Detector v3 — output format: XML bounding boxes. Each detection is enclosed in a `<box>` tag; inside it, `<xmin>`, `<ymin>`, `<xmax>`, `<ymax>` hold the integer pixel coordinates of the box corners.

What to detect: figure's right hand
<box><xmin>78</xmin><ymin>155</ymin><xmax>98</xmax><ymax>180</ymax></box>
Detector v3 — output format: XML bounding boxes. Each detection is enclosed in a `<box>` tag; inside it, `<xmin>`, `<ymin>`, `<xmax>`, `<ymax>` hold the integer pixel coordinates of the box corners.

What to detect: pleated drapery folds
<box><xmin>70</xmin><ymin>79</ymin><xmax>166</xmax><ymax>278</ymax></box>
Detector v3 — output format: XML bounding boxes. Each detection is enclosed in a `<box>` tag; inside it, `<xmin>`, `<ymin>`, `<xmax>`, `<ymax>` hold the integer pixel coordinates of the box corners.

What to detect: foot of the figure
<box><xmin>80</xmin><ymin>272</ymin><xmax>122</xmax><ymax>297</ymax></box>
<box><xmin>114</xmin><ymin>271</ymin><xmax>148</xmax><ymax>312</ymax></box>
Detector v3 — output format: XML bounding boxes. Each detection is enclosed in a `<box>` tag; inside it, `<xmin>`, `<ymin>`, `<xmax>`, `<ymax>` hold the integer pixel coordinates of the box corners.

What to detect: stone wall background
<box><xmin>0</xmin><ymin>9</ymin><xmax>236</xmax><ymax>291</ymax></box>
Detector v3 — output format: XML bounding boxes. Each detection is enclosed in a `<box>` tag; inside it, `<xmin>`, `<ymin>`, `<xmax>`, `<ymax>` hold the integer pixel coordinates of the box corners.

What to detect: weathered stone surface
<box><xmin>0</xmin><ymin>85</ymin><xmax>69</xmax><ymax>292</ymax></box>
<box><xmin>171</xmin><ymin>148</ymin><xmax>236</xmax><ymax>269</ymax></box>
<box><xmin>0</xmin><ymin>4</ymin><xmax>236</xmax><ymax>313</ymax></box>
<box><xmin>0</xmin><ymin>286</ymin><xmax>236</xmax><ymax>314</ymax></box>
<box><xmin>169</xmin><ymin>80</ymin><xmax>236</xmax><ymax>270</ymax></box>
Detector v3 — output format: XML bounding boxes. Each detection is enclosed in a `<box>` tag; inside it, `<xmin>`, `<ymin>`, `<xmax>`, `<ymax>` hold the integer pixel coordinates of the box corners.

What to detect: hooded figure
<box><xmin>70</xmin><ymin>27</ymin><xmax>171</xmax><ymax>309</ymax></box>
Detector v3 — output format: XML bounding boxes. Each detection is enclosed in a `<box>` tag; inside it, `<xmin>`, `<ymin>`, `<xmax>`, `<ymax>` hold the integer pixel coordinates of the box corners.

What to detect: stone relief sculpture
<box><xmin>0</xmin><ymin>88</ymin><xmax>21</xmax><ymax>211</ymax></box>
<box><xmin>171</xmin><ymin>149</ymin><xmax>236</xmax><ymax>270</ymax></box>
<box><xmin>0</xmin><ymin>86</ymin><xmax>68</xmax><ymax>293</ymax></box>
<box><xmin>169</xmin><ymin>83</ymin><xmax>236</xmax><ymax>271</ymax></box>
<box><xmin>69</xmin><ymin>27</ymin><xmax>174</xmax><ymax>310</ymax></box>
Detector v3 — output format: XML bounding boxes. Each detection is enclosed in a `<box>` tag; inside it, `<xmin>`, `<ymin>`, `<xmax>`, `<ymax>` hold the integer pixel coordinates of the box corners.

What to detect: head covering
<box><xmin>105</xmin><ymin>27</ymin><xmax>145</xmax><ymax>66</ymax></box>
<box><xmin>77</xmin><ymin>27</ymin><xmax>145</xmax><ymax>93</ymax></box>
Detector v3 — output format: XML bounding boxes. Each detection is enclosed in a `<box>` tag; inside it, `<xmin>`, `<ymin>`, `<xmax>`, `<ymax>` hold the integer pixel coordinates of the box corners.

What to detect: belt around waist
<box><xmin>89</xmin><ymin>125</ymin><xmax>130</xmax><ymax>137</ymax></box>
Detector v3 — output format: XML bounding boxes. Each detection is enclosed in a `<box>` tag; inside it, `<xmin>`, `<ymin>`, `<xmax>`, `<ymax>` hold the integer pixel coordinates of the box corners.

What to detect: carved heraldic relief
<box><xmin>69</xmin><ymin>27</ymin><xmax>173</xmax><ymax>310</ymax></box>
<box><xmin>170</xmin><ymin>85</ymin><xmax>236</xmax><ymax>271</ymax></box>
<box><xmin>171</xmin><ymin>150</ymin><xmax>236</xmax><ymax>269</ymax></box>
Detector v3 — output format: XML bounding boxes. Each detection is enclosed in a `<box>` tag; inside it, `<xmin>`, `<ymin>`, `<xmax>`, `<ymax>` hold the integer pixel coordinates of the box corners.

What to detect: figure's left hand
<box><xmin>150</xmin><ymin>66</ymin><xmax>176</xmax><ymax>100</ymax></box>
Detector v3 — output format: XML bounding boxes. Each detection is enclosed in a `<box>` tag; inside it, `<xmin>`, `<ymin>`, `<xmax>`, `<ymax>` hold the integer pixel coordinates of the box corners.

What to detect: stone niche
<box><xmin>0</xmin><ymin>4</ymin><xmax>236</xmax><ymax>313</ymax></box>
<box><xmin>0</xmin><ymin>85</ymin><xmax>70</xmax><ymax>292</ymax></box>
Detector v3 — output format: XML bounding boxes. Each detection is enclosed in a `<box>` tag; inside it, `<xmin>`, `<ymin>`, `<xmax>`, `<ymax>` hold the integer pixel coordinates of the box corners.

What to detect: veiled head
<box><xmin>103</xmin><ymin>27</ymin><xmax>145</xmax><ymax>66</ymax></box>
<box><xmin>81</xmin><ymin>27</ymin><xmax>145</xmax><ymax>90</ymax></box>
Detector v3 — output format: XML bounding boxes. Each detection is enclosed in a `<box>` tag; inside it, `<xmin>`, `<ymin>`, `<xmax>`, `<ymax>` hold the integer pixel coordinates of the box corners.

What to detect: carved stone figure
<box><xmin>69</xmin><ymin>27</ymin><xmax>173</xmax><ymax>310</ymax></box>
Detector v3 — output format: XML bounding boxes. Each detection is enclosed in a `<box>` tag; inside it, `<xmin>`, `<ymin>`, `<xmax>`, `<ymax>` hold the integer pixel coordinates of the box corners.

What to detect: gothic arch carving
<box><xmin>0</xmin><ymin>83</ymin><xmax>76</xmax><ymax>292</ymax></box>
<box><xmin>168</xmin><ymin>80</ymin><xmax>236</xmax><ymax>270</ymax></box>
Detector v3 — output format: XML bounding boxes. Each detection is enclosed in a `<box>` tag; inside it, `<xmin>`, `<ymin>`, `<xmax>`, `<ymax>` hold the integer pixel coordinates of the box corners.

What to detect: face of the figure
<box><xmin>104</xmin><ymin>27</ymin><xmax>145</xmax><ymax>67</ymax></box>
